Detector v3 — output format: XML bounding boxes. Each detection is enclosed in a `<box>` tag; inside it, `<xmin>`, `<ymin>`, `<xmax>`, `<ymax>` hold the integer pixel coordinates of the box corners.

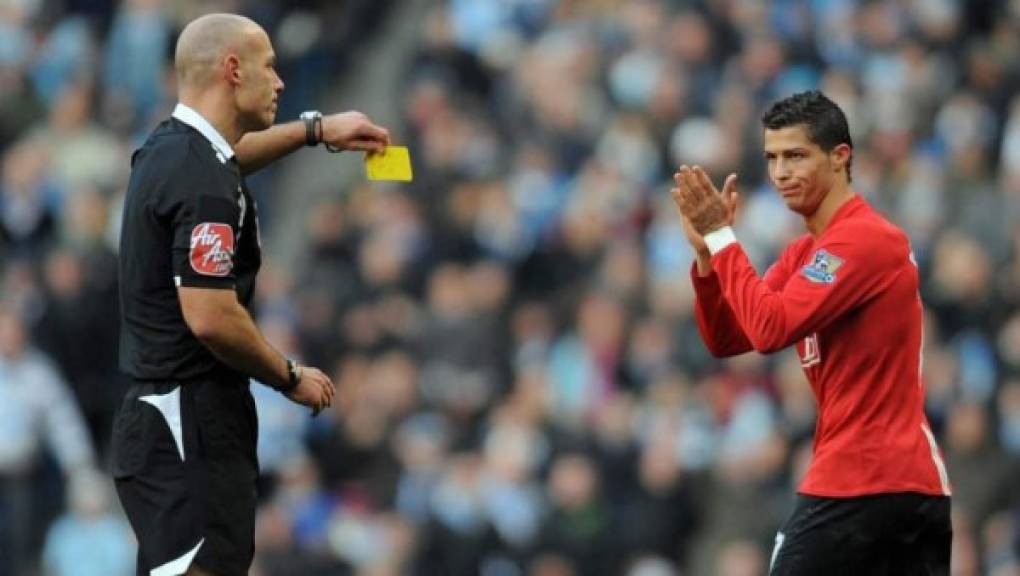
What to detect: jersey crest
<box><xmin>801</xmin><ymin>249</ymin><xmax>844</xmax><ymax>284</ymax></box>
<box><xmin>190</xmin><ymin>222</ymin><xmax>234</xmax><ymax>276</ymax></box>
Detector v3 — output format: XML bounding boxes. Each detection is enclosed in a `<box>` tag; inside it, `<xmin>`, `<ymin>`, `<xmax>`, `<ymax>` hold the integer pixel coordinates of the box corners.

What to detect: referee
<box><xmin>112</xmin><ymin>13</ymin><xmax>390</xmax><ymax>576</ymax></box>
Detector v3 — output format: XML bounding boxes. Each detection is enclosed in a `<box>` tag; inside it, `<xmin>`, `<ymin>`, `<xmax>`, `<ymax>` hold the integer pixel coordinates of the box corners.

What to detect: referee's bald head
<box><xmin>174</xmin><ymin>13</ymin><xmax>262</xmax><ymax>89</ymax></box>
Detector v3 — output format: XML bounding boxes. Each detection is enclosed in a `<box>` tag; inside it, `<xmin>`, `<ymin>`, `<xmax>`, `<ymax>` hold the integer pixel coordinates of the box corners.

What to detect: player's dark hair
<box><xmin>762</xmin><ymin>90</ymin><xmax>853</xmax><ymax>182</ymax></box>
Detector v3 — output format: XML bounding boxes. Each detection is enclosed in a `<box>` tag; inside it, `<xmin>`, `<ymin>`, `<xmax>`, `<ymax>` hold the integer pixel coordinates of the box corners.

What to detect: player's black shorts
<box><xmin>769</xmin><ymin>492</ymin><xmax>951</xmax><ymax>575</ymax></box>
<box><xmin>111</xmin><ymin>375</ymin><xmax>259</xmax><ymax>576</ymax></box>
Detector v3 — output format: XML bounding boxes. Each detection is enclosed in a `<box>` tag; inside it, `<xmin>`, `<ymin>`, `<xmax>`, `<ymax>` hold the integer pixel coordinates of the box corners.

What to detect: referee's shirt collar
<box><xmin>171</xmin><ymin>102</ymin><xmax>236</xmax><ymax>163</ymax></box>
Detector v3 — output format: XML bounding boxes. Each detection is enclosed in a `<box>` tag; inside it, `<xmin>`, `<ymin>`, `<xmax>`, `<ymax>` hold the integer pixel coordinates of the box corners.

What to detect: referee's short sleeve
<box><xmin>171</xmin><ymin>186</ymin><xmax>240</xmax><ymax>290</ymax></box>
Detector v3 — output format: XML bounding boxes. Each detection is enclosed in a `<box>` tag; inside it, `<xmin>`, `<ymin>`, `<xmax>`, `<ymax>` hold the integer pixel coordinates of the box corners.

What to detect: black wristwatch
<box><xmin>299</xmin><ymin>110</ymin><xmax>323</xmax><ymax>147</ymax></box>
<box><xmin>283</xmin><ymin>358</ymin><xmax>302</xmax><ymax>392</ymax></box>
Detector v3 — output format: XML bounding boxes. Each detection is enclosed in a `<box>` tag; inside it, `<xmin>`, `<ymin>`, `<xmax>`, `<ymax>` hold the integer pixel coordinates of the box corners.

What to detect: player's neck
<box><xmin>178</xmin><ymin>90</ymin><xmax>243</xmax><ymax>146</ymax></box>
<box><xmin>805</xmin><ymin>181</ymin><xmax>855</xmax><ymax>237</ymax></box>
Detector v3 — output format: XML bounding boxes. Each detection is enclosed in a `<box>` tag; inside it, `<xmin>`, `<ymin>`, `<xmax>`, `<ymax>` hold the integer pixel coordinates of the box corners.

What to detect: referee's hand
<box><xmin>321</xmin><ymin>111</ymin><xmax>390</xmax><ymax>154</ymax></box>
<box><xmin>284</xmin><ymin>366</ymin><xmax>336</xmax><ymax>415</ymax></box>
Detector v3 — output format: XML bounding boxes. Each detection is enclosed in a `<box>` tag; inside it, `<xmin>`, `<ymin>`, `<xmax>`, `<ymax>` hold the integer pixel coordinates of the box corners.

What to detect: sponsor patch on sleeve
<box><xmin>189</xmin><ymin>222</ymin><xmax>234</xmax><ymax>276</ymax></box>
<box><xmin>801</xmin><ymin>249</ymin><xmax>844</xmax><ymax>284</ymax></box>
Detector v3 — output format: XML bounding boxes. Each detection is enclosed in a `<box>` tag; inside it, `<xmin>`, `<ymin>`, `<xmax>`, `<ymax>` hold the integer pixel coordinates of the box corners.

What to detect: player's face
<box><xmin>763</xmin><ymin>125</ymin><xmax>839</xmax><ymax>217</ymax></box>
<box><xmin>235</xmin><ymin>28</ymin><xmax>284</xmax><ymax>132</ymax></box>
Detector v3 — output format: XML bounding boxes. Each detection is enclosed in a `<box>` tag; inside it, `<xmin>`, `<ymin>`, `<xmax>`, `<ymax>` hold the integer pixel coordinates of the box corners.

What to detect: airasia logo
<box><xmin>190</xmin><ymin>222</ymin><xmax>234</xmax><ymax>276</ymax></box>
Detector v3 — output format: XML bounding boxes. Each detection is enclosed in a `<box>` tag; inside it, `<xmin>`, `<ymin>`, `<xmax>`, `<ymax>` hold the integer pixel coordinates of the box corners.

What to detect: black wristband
<box><xmin>279</xmin><ymin>358</ymin><xmax>300</xmax><ymax>392</ymax></box>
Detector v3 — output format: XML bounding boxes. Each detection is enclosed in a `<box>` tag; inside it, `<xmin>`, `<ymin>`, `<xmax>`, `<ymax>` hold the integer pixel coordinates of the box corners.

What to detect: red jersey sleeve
<box><xmin>690</xmin><ymin>245</ymin><xmax>799</xmax><ymax>358</ymax></box>
<box><xmin>710</xmin><ymin>223</ymin><xmax>902</xmax><ymax>354</ymax></box>
<box><xmin>691</xmin><ymin>264</ymin><xmax>752</xmax><ymax>357</ymax></box>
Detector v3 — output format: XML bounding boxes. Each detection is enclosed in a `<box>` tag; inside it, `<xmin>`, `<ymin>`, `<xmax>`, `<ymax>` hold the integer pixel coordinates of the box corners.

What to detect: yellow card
<box><xmin>365</xmin><ymin>146</ymin><xmax>413</xmax><ymax>182</ymax></box>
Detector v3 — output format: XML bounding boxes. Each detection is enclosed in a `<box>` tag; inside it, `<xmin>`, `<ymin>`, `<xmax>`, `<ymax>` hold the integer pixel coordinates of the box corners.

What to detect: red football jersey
<box><xmin>692</xmin><ymin>195</ymin><xmax>950</xmax><ymax>497</ymax></box>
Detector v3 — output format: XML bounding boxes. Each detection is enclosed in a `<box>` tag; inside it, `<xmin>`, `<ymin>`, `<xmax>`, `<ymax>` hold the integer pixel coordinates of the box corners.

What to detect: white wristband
<box><xmin>704</xmin><ymin>226</ymin><xmax>737</xmax><ymax>255</ymax></box>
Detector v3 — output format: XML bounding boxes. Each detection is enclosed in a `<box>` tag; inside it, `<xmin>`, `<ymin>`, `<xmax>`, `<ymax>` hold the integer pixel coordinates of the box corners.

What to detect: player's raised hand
<box><xmin>321</xmin><ymin>111</ymin><xmax>391</xmax><ymax>154</ymax></box>
<box><xmin>675</xmin><ymin>206</ymin><xmax>710</xmax><ymax>255</ymax></box>
<box><xmin>285</xmin><ymin>365</ymin><xmax>336</xmax><ymax>415</ymax></box>
<box><xmin>671</xmin><ymin>165</ymin><xmax>738</xmax><ymax>236</ymax></box>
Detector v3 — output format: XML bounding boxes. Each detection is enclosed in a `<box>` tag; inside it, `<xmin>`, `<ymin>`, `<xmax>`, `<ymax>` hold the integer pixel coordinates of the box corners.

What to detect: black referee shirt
<box><xmin>119</xmin><ymin>105</ymin><xmax>261</xmax><ymax>380</ymax></box>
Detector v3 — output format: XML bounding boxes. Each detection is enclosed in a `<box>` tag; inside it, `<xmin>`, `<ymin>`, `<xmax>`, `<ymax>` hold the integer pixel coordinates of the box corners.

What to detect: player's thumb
<box><xmin>722</xmin><ymin>173</ymin><xmax>738</xmax><ymax>197</ymax></box>
<box><xmin>723</xmin><ymin>173</ymin><xmax>738</xmax><ymax>220</ymax></box>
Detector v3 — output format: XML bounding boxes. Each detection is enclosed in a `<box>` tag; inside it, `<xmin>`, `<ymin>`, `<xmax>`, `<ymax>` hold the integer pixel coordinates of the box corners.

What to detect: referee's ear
<box><xmin>223</xmin><ymin>53</ymin><xmax>242</xmax><ymax>87</ymax></box>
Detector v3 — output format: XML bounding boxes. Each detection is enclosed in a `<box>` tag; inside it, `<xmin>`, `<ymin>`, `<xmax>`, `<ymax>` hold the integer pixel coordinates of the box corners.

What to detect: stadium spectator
<box><xmin>0</xmin><ymin>305</ymin><xmax>96</xmax><ymax>575</ymax></box>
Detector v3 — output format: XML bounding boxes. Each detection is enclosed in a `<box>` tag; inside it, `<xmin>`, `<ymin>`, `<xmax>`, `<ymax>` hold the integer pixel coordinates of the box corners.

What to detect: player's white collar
<box><xmin>171</xmin><ymin>102</ymin><xmax>235</xmax><ymax>162</ymax></box>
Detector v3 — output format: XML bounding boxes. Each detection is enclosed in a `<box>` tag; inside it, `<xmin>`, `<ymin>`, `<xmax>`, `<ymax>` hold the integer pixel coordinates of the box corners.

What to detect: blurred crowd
<box><xmin>0</xmin><ymin>0</ymin><xmax>1019</xmax><ymax>575</ymax></box>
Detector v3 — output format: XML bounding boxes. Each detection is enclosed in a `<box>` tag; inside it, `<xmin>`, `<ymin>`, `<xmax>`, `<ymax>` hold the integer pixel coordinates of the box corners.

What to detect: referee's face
<box><xmin>235</xmin><ymin>28</ymin><xmax>284</xmax><ymax>133</ymax></box>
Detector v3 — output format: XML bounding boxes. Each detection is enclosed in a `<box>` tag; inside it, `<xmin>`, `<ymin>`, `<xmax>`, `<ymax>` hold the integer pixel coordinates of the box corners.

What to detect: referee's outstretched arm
<box><xmin>234</xmin><ymin>110</ymin><xmax>390</xmax><ymax>175</ymax></box>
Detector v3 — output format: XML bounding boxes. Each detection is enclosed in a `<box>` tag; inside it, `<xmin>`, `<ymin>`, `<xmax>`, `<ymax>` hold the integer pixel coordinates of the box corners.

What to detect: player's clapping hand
<box><xmin>321</xmin><ymin>111</ymin><xmax>390</xmax><ymax>154</ymax></box>
<box><xmin>670</xmin><ymin>165</ymin><xmax>739</xmax><ymax>245</ymax></box>
<box><xmin>285</xmin><ymin>365</ymin><xmax>336</xmax><ymax>416</ymax></box>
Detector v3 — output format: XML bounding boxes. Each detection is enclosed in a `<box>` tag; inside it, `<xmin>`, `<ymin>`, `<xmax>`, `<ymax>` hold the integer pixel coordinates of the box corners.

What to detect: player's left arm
<box><xmin>234</xmin><ymin>111</ymin><xmax>390</xmax><ymax>175</ymax></box>
<box><xmin>673</xmin><ymin>165</ymin><xmax>901</xmax><ymax>353</ymax></box>
<box><xmin>709</xmin><ymin>232</ymin><xmax>900</xmax><ymax>352</ymax></box>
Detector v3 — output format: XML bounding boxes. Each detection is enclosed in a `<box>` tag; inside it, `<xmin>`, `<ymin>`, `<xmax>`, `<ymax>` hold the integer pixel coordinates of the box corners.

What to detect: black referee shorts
<box><xmin>769</xmin><ymin>492</ymin><xmax>951</xmax><ymax>576</ymax></box>
<box><xmin>111</xmin><ymin>376</ymin><xmax>259</xmax><ymax>576</ymax></box>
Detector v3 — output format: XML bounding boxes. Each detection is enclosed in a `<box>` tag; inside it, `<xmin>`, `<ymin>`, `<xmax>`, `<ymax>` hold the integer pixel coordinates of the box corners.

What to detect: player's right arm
<box><xmin>178</xmin><ymin>288</ymin><xmax>333</xmax><ymax>410</ymax></box>
<box><xmin>692</xmin><ymin>265</ymin><xmax>752</xmax><ymax>357</ymax></box>
<box><xmin>691</xmin><ymin>249</ymin><xmax>794</xmax><ymax>357</ymax></box>
<box><xmin>677</xmin><ymin>173</ymin><xmax>760</xmax><ymax>357</ymax></box>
